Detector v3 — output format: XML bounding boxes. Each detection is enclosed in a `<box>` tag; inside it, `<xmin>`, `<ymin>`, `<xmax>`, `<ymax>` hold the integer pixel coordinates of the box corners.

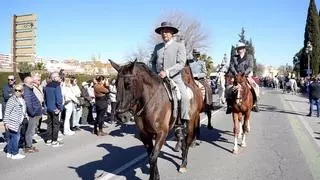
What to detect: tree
<box><xmin>293</xmin><ymin>48</ymin><xmax>303</xmax><ymax>77</ymax></box>
<box><xmin>125</xmin><ymin>45</ymin><xmax>151</xmax><ymax>64</ymax></box>
<box><xmin>303</xmin><ymin>0</ymin><xmax>320</xmax><ymax>75</ymax></box>
<box><xmin>18</xmin><ymin>62</ymin><xmax>34</xmax><ymax>73</ymax></box>
<box><xmin>151</xmin><ymin>11</ymin><xmax>210</xmax><ymax>58</ymax></box>
<box><xmin>35</xmin><ymin>62</ymin><xmax>45</xmax><ymax>70</ymax></box>
<box><xmin>199</xmin><ymin>54</ymin><xmax>214</xmax><ymax>76</ymax></box>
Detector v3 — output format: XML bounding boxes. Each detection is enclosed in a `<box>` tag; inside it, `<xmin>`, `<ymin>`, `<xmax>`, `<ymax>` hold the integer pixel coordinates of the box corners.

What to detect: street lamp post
<box><xmin>305</xmin><ymin>41</ymin><xmax>313</xmax><ymax>93</ymax></box>
<box><xmin>306</xmin><ymin>41</ymin><xmax>313</xmax><ymax>79</ymax></box>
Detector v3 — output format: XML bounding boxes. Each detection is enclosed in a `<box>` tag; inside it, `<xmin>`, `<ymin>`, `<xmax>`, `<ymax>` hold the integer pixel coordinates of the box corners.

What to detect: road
<box><xmin>0</xmin><ymin>88</ymin><xmax>320</xmax><ymax>180</ymax></box>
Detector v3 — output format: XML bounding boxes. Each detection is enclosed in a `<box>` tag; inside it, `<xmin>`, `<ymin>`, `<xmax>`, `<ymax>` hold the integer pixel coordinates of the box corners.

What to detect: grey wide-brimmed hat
<box><xmin>235</xmin><ymin>42</ymin><xmax>247</xmax><ymax>49</ymax></box>
<box><xmin>155</xmin><ymin>22</ymin><xmax>179</xmax><ymax>34</ymax></box>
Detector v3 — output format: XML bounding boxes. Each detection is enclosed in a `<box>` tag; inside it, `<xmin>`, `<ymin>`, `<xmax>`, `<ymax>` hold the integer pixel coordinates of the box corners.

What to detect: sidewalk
<box><xmin>281</xmin><ymin>91</ymin><xmax>320</xmax><ymax>149</ymax></box>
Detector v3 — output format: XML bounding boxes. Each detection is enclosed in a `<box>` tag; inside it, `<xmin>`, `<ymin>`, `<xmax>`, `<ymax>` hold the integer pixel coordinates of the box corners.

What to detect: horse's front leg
<box><xmin>232</xmin><ymin>113</ymin><xmax>240</xmax><ymax>154</ymax></box>
<box><xmin>149</xmin><ymin>130</ymin><xmax>168</xmax><ymax>180</ymax></box>
<box><xmin>241</xmin><ymin>110</ymin><xmax>251</xmax><ymax>148</ymax></box>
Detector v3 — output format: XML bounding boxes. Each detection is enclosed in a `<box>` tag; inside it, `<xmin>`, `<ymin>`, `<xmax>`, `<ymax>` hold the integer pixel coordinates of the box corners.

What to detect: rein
<box><xmin>117</xmin><ymin>73</ymin><xmax>163</xmax><ymax>117</ymax></box>
<box><xmin>234</xmin><ymin>80</ymin><xmax>250</xmax><ymax>105</ymax></box>
<box><xmin>135</xmin><ymin>85</ymin><xmax>162</xmax><ymax>116</ymax></box>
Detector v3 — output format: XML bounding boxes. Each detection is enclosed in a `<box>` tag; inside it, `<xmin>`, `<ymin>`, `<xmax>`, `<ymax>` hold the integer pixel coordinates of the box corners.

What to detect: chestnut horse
<box><xmin>109</xmin><ymin>60</ymin><xmax>201</xmax><ymax>180</ymax></box>
<box><xmin>226</xmin><ymin>72</ymin><xmax>253</xmax><ymax>154</ymax></box>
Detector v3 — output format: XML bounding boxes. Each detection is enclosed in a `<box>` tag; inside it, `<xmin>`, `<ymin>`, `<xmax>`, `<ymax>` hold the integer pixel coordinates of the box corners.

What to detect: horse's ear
<box><xmin>109</xmin><ymin>59</ymin><xmax>120</xmax><ymax>72</ymax></box>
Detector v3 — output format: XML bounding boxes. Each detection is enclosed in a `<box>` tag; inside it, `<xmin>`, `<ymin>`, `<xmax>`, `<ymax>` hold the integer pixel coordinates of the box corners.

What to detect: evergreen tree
<box><xmin>228</xmin><ymin>45</ymin><xmax>236</xmax><ymax>73</ymax></box>
<box><xmin>238</xmin><ymin>28</ymin><xmax>246</xmax><ymax>43</ymax></box>
<box><xmin>293</xmin><ymin>48</ymin><xmax>303</xmax><ymax>77</ymax></box>
<box><xmin>303</xmin><ymin>0</ymin><xmax>320</xmax><ymax>75</ymax></box>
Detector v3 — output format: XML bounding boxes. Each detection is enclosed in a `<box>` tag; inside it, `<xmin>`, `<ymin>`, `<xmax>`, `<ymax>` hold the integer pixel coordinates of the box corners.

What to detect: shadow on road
<box><xmin>259</xmin><ymin>104</ymin><xmax>307</xmax><ymax>116</ymax></box>
<box><xmin>198</xmin><ymin>125</ymin><xmax>233</xmax><ymax>154</ymax></box>
<box><xmin>70</xmin><ymin>143</ymin><xmax>148</xmax><ymax>180</ymax></box>
<box><xmin>109</xmin><ymin>123</ymin><xmax>138</xmax><ymax>137</ymax></box>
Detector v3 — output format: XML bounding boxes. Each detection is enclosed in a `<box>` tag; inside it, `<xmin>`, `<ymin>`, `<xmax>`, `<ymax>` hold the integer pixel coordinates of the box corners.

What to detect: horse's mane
<box><xmin>129</xmin><ymin>61</ymin><xmax>162</xmax><ymax>84</ymax></box>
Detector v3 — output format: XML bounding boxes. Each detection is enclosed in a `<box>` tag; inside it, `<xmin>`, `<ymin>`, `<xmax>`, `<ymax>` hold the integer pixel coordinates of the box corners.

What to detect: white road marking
<box><xmin>100</xmin><ymin>108</ymin><xmax>222</xmax><ymax>180</ymax></box>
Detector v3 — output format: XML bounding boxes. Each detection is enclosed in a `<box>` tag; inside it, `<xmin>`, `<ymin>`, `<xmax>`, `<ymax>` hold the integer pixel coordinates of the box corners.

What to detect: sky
<box><xmin>0</xmin><ymin>0</ymin><xmax>313</xmax><ymax>67</ymax></box>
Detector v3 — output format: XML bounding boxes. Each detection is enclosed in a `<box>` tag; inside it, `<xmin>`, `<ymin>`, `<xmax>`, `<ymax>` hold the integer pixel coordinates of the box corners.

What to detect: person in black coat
<box><xmin>307</xmin><ymin>77</ymin><xmax>320</xmax><ymax>117</ymax></box>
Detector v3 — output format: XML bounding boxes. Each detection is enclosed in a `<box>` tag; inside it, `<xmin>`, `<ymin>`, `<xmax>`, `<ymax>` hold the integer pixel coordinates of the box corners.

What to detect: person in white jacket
<box><xmin>61</xmin><ymin>78</ymin><xmax>79</xmax><ymax>135</ymax></box>
<box><xmin>70</xmin><ymin>77</ymin><xmax>82</xmax><ymax>131</ymax></box>
<box><xmin>109</xmin><ymin>79</ymin><xmax>117</xmax><ymax>123</ymax></box>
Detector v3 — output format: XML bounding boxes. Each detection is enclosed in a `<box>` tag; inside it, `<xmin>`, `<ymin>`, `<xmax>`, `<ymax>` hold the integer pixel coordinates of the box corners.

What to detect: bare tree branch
<box><xmin>151</xmin><ymin>11</ymin><xmax>211</xmax><ymax>58</ymax></box>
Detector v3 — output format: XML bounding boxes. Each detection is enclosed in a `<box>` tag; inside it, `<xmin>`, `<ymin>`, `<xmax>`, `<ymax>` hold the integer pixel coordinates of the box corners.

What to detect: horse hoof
<box><xmin>207</xmin><ymin>125</ymin><xmax>213</xmax><ymax>130</ymax></box>
<box><xmin>240</xmin><ymin>143</ymin><xmax>247</xmax><ymax>147</ymax></box>
<box><xmin>232</xmin><ymin>149</ymin><xmax>238</xmax><ymax>154</ymax></box>
<box><xmin>190</xmin><ymin>141</ymin><xmax>196</xmax><ymax>148</ymax></box>
<box><xmin>179</xmin><ymin>167</ymin><xmax>187</xmax><ymax>173</ymax></box>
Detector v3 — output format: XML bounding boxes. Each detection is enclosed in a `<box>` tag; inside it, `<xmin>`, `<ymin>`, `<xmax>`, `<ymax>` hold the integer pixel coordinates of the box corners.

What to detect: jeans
<box><xmin>96</xmin><ymin>108</ymin><xmax>107</xmax><ymax>130</ymax></box>
<box><xmin>309</xmin><ymin>98</ymin><xmax>320</xmax><ymax>115</ymax></box>
<box><xmin>46</xmin><ymin>112</ymin><xmax>60</xmax><ymax>141</ymax></box>
<box><xmin>7</xmin><ymin>128</ymin><xmax>21</xmax><ymax>155</ymax></box>
<box><xmin>81</xmin><ymin>106</ymin><xmax>89</xmax><ymax>124</ymax></box>
<box><xmin>25</xmin><ymin>116</ymin><xmax>41</xmax><ymax>147</ymax></box>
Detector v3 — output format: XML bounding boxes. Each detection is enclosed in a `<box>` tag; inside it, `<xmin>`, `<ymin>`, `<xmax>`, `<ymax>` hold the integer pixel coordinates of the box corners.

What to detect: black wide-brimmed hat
<box><xmin>192</xmin><ymin>49</ymin><xmax>200</xmax><ymax>55</ymax></box>
<box><xmin>155</xmin><ymin>22</ymin><xmax>179</xmax><ymax>34</ymax></box>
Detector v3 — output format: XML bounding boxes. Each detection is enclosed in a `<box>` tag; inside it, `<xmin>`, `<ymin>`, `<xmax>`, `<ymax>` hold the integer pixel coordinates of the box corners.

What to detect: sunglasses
<box><xmin>15</xmin><ymin>89</ymin><xmax>22</xmax><ymax>92</ymax></box>
<box><xmin>8</xmin><ymin>79</ymin><xmax>14</xmax><ymax>81</ymax></box>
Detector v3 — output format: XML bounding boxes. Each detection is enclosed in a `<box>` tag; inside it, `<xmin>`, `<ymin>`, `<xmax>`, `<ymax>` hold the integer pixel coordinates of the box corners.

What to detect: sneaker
<box><xmin>45</xmin><ymin>140</ymin><xmax>52</xmax><ymax>145</ymax></box>
<box><xmin>57</xmin><ymin>137</ymin><xmax>64</xmax><ymax>141</ymax></box>
<box><xmin>11</xmin><ymin>153</ymin><xmax>25</xmax><ymax>160</ymax></box>
<box><xmin>51</xmin><ymin>141</ymin><xmax>63</xmax><ymax>147</ymax></box>
<box><xmin>6</xmin><ymin>153</ymin><xmax>12</xmax><ymax>158</ymax></box>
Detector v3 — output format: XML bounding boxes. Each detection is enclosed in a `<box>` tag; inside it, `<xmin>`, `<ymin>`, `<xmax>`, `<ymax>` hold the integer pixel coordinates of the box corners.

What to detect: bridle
<box><xmin>117</xmin><ymin>73</ymin><xmax>162</xmax><ymax>117</ymax></box>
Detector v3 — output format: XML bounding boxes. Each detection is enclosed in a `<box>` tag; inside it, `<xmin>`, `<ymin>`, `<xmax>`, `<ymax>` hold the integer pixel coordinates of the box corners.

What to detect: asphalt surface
<box><xmin>0</xmin><ymin>88</ymin><xmax>319</xmax><ymax>180</ymax></box>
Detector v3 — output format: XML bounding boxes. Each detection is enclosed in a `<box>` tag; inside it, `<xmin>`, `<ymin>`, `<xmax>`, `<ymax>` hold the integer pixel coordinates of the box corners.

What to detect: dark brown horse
<box><xmin>109</xmin><ymin>60</ymin><xmax>201</xmax><ymax>180</ymax></box>
<box><xmin>226</xmin><ymin>72</ymin><xmax>253</xmax><ymax>154</ymax></box>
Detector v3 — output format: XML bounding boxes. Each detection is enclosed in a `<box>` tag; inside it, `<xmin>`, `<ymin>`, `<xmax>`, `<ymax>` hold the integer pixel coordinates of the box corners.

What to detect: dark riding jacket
<box><xmin>229</xmin><ymin>53</ymin><xmax>253</xmax><ymax>76</ymax></box>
